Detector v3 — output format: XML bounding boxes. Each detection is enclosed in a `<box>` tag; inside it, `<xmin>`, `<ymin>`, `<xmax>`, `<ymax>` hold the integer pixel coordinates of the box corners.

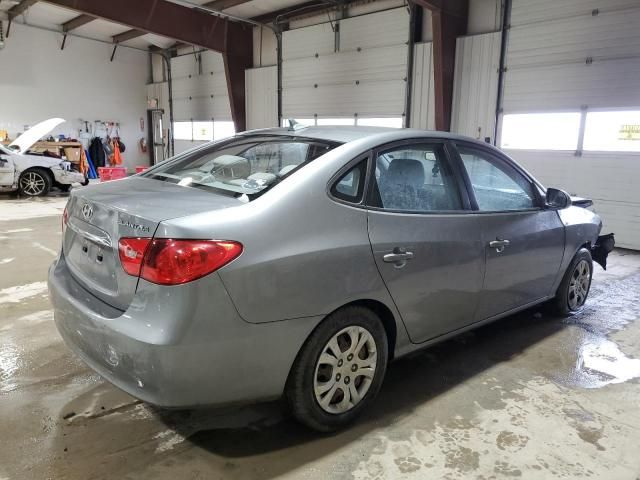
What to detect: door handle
<box><xmin>383</xmin><ymin>248</ymin><xmax>414</xmax><ymax>267</ymax></box>
<box><xmin>489</xmin><ymin>239</ymin><xmax>510</xmax><ymax>253</ymax></box>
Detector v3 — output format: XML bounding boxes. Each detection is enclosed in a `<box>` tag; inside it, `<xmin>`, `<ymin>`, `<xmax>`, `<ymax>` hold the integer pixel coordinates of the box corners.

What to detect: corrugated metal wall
<box><xmin>502</xmin><ymin>0</ymin><xmax>640</xmax><ymax>249</ymax></box>
<box><xmin>245</xmin><ymin>66</ymin><xmax>278</xmax><ymax>130</ymax></box>
<box><xmin>451</xmin><ymin>31</ymin><xmax>501</xmax><ymax>141</ymax></box>
<box><xmin>281</xmin><ymin>8</ymin><xmax>409</xmax><ymax>118</ymax></box>
<box><xmin>170</xmin><ymin>51</ymin><xmax>232</xmax><ymax>121</ymax></box>
<box><xmin>409</xmin><ymin>42</ymin><xmax>435</xmax><ymax>130</ymax></box>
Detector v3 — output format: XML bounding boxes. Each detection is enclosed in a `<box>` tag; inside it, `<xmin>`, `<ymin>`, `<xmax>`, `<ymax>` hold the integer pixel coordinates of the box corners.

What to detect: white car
<box><xmin>0</xmin><ymin>118</ymin><xmax>87</xmax><ymax>196</ymax></box>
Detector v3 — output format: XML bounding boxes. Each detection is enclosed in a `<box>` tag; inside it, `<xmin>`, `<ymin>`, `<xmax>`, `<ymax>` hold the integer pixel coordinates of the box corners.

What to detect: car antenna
<box><xmin>287</xmin><ymin>119</ymin><xmax>307</xmax><ymax>131</ymax></box>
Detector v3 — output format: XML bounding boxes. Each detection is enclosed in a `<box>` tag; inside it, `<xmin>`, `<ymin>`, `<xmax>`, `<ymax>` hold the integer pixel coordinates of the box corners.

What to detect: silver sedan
<box><xmin>48</xmin><ymin>126</ymin><xmax>613</xmax><ymax>431</ymax></box>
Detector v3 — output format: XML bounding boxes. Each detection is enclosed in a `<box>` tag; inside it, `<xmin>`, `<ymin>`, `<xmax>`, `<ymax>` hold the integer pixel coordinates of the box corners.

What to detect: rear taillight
<box><xmin>118</xmin><ymin>238</ymin><xmax>152</xmax><ymax>276</ymax></box>
<box><xmin>118</xmin><ymin>238</ymin><xmax>242</xmax><ymax>286</ymax></box>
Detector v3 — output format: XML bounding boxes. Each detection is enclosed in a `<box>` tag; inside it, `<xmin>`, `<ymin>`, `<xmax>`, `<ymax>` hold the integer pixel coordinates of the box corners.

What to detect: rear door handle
<box><xmin>383</xmin><ymin>248</ymin><xmax>414</xmax><ymax>267</ymax></box>
<box><xmin>489</xmin><ymin>239</ymin><xmax>510</xmax><ymax>253</ymax></box>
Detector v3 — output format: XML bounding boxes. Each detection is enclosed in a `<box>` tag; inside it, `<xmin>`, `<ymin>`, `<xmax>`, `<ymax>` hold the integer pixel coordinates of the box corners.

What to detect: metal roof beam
<box><xmin>202</xmin><ymin>0</ymin><xmax>252</xmax><ymax>10</ymax></box>
<box><xmin>62</xmin><ymin>13</ymin><xmax>95</xmax><ymax>32</ymax></box>
<box><xmin>8</xmin><ymin>0</ymin><xmax>39</xmax><ymax>20</ymax></box>
<box><xmin>112</xmin><ymin>28</ymin><xmax>146</xmax><ymax>43</ymax></box>
<box><xmin>413</xmin><ymin>0</ymin><xmax>468</xmax><ymax>130</ymax></box>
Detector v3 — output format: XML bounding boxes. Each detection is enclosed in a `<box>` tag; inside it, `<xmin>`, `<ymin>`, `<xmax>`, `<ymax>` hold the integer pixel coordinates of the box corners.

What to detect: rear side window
<box><xmin>457</xmin><ymin>145</ymin><xmax>536</xmax><ymax>211</ymax></box>
<box><xmin>370</xmin><ymin>144</ymin><xmax>463</xmax><ymax>212</ymax></box>
<box><xmin>331</xmin><ymin>160</ymin><xmax>367</xmax><ymax>203</ymax></box>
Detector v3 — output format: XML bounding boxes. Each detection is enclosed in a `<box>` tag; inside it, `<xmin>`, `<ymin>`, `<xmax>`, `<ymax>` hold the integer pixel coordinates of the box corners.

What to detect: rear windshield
<box><xmin>142</xmin><ymin>135</ymin><xmax>340</xmax><ymax>198</ymax></box>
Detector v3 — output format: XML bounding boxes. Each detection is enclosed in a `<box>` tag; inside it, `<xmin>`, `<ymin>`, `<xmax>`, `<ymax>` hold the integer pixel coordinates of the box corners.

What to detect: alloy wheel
<box><xmin>19</xmin><ymin>171</ymin><xmax>47</xmax><ymax>196</ymax></box>
<box><xmin>313</xmin><ymin>326</ymin><xmax>377</xmax><ymax>414</ymax></box>
<box><xmin>568</xmin><ymin>259</ymin><xmax>591</xmax><ymax>310</ymax></box>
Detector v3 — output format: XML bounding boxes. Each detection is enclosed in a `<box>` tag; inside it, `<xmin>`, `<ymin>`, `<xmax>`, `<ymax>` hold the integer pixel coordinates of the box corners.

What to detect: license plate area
<box><xmin>64</xmin><ymin>217</ymin><xmax>118</xmax><ymax>295</ymax></box>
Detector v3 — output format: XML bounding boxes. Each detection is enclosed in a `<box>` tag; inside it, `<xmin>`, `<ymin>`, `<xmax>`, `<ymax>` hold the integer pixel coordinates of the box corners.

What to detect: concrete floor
<box><xmin>1</xmin><ymin>196</ymin><xmax>640</xmax><ymax>480</ymax></box>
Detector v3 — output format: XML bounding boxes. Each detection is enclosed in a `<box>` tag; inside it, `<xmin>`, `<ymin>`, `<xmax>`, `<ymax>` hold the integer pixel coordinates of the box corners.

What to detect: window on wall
<box><xmin>279</xmin><ymin>117</ymin><xmax>404</xmax><ymax>128</ymax></box>
<box><xmin>583</xmin><ymin>110</ymin><xmax>640</xmax><ymax>152</ymax></box>
<box><xmin>317</xmin><ymin>118</ymin><xmax>356</xmax><ymax>126</ymax></box>
<box><xmin>193</xmin><ymin>122</ymin><xmax>213</xmax><ymax>141</ymax></box>
<box><xmin>173</xmin><ymin>121</ymin><xmax>235</xmax><ymax>142</ymax></box>
<box><xmin>357</xmin><ymin>117</ymin><xmax>403</xmax><ymax>128</ymax></box>
<box><xmin>173</xmin><ymin>122</ymin><xmax>193</xmax><ymax>141</ymax></box>
<box><xmin>500</xmin><ymin>113</ymin><xmax>581</xmax><ymax>150</ymax></box>
<box><xmin>213</xmin><ymin>121</ymin><xmax>236</xmax><ymax>141</ymax></box>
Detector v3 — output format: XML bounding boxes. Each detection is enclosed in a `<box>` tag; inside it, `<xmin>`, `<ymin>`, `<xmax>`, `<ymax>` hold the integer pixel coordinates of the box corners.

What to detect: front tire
<box><xmin>286</xmin><ymin>306</ymin><xmax>388</xmax><ymax>432</ymax></box>
<box><xmin>553</xmin><ymin>248</ymin><xmax>593</xmax><ymax>315</ymax></box>
<box><xmin>19</xmin><ymin>168</ymin><xmax>52</xmax><ymax>197</ymax></box>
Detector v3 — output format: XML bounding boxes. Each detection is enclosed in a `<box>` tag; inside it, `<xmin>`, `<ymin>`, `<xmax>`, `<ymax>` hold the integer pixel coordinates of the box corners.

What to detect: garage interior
<box><xmin>1</xmin><ymin>0</ymin><xmax>640</xmax><ymax>478</ymax></box>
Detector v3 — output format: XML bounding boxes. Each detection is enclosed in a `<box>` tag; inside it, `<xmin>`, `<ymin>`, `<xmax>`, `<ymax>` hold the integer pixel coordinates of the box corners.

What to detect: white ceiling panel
<box><xmin>225</xmin><ymin>0</ymin><xmax>307</xmax><ymax>18</ymax></box>
<box><xmin>73</xmin><ymin>18</ymin><xmax>132</xmax><ymax>42</ymax></box>
<box><xmin>123</xmin><ymin>33</ymin><xmax>176</xmax><ymax>49</ymax></box>
<box><xmin>11</xmin><ymin>2</ymin><xmax>78</xmax><ymax>25</ymax></box>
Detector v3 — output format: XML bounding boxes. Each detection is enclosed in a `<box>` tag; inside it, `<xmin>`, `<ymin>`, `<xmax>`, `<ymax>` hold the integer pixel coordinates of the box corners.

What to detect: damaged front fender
<box><xmin>592</xmin><ymin>233</ymin><xmax>615</xmax><ymax>270</ymax></box>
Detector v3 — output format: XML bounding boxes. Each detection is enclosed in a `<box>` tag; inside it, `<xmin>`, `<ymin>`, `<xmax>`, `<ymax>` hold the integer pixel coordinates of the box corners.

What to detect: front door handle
<box><xmin>489</xmin><ymin>239</ymin><xmax>511</xmax><ymax>253</ymax></box>
<box><xmin>383</xmin><ymin>248</ymin><xmax>414</xmax><ymax>267</ymax></box>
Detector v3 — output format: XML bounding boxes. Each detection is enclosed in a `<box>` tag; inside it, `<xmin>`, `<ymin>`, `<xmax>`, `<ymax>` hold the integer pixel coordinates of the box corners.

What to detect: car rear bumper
<box><xmin>48</xmin><ymin>254</ymin><xmax>322</xmax><ymax>408</ymax></box>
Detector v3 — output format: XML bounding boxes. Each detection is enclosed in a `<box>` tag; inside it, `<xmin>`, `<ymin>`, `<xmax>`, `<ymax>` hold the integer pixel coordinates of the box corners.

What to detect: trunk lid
<box><xmin>63</xmin><ymin>177</ymin><xmax>241</xmax><ymax>310</ymax></box>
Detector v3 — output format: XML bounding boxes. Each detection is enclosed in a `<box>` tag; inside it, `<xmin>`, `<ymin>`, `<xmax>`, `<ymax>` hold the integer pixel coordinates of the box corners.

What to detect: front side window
<box><xmin>370</xmin><ymin>144</ymin><xmax>463</xmax><ymax>212</ymax></box>
<box><xmin>143</xmin><ymin>136</ymin><xmax>339</xmax><ymax>198</ymax></box>
<box><xmin>457</xmin><ymin>145</ymin><xmax>536</xmax><ymax>211</ymax></box>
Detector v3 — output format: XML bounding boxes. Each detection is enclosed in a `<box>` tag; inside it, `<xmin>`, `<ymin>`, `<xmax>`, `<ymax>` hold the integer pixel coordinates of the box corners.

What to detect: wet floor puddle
<box><xmin>553</xmin><ymin>272</ymin><xmax>640</xmax><ymax>389</ymax></box>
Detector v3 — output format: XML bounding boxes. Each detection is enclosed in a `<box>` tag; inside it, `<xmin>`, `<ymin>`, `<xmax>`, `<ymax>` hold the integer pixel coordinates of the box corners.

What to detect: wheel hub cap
<box><xmin>313</xmin><ymin>326</ymin><xmax>377</xmax><ymax>414</ymax></box>
<box><xmin>568</xmin><ymin>260</ymin><xmax>591</xmax><ymax>310</ymax></box>
<box><xmin>20</xmin><ymin>172</ymin><xmax>46</xmax><ymax>196</ymax></box>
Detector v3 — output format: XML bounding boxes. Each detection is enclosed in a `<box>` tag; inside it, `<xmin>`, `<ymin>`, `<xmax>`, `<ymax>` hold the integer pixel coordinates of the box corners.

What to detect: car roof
<box><xmin>240</xmin><ymin>125</ymin><xmax>479</xmax><ymax>145</ymax></box>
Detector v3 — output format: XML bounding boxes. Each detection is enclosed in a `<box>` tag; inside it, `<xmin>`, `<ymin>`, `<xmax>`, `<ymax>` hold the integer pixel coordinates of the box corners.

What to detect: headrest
<box><xmin>383</xmin><ymin>159</ymin><xmax>425</xmax><ymax>188</ymax></box>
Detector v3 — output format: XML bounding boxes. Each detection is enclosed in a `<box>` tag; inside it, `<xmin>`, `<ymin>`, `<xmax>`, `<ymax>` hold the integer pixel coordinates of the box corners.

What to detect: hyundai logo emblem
<box><xmin>81</xmin><ymin>203</ymin><xmax>94</xmax><ymax>221</ymax></box>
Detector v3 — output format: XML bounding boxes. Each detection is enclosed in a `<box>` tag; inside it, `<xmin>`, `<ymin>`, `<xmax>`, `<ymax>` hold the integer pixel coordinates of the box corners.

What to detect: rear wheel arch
<box><xmin>294</xmin><ymin>299</ymin><xmax>397</xmax><ymax>365</ymax></box>
<box><xmin>343</xmin><ymin>299</ymin><xmax>397</xmax><ymax>361</ymax></box>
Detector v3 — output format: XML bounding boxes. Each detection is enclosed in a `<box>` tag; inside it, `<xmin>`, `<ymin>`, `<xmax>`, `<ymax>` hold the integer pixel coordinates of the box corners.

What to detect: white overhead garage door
<box><xmin>282</xmin><ymin>8</ymin><xmax>409</xmax><ymax>120</ymax></box>
<box><xmin>500</xmin><ymin>0</ymin><xmax>640</xmax><ymax>249</ymax></box>
<box><xmin>503</xmin><ymin>0</ymin><xmax>640</xmax><ymax>113</ymax></box>
<box><xmin>171</xmin><ymin>51</ymin><xmax>232</xmax><ymax>122</ymax></box>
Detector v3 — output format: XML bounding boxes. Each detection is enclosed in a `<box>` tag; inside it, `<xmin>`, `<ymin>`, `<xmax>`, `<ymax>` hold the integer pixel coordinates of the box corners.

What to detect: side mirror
<box><xmin>545</xmin><ymin>187</ymin><xmax>571</xmax><ymax>210</ymax></box>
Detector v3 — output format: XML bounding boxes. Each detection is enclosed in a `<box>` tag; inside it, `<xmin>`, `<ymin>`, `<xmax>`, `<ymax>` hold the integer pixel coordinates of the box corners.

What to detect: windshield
<box><xmin>143</xmin><ymin>135</ymin><xmax>340</xmax><ymax>198</ymax></box>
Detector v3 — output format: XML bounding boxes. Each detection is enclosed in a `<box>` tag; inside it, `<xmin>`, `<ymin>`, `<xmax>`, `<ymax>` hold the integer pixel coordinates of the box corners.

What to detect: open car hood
<box><xmin>9</xmin><ymin>118</ymin><xmax>65</xmax><ymax>154</ymax></box>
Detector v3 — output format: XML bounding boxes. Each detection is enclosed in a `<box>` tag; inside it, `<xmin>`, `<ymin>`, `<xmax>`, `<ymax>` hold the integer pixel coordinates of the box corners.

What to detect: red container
<box><xmin>135</xmin><ymin>166</ymin><xmax>148</xmax><ymax>174</ymax></box>
<box><xmin>98</xmin><ymin>167</ymin><xmax>127</xmax><ymax>182</ymax></box>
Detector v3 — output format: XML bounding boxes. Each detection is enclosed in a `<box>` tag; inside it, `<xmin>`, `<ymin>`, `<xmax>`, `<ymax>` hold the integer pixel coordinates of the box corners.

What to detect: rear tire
<box><xmin>18</xmin><ymin>168</ymin><xmax>52</xmax><ymax>197</ymax></box>
<box><xmin>552</xmin><ymin>248</ymin><xmax>593</xmax><ymax>315</ymax></box>
<box><xmin>286</xmin><ymin>306</ymin><xmax>388</xmax><ymax>432</ymax></box>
